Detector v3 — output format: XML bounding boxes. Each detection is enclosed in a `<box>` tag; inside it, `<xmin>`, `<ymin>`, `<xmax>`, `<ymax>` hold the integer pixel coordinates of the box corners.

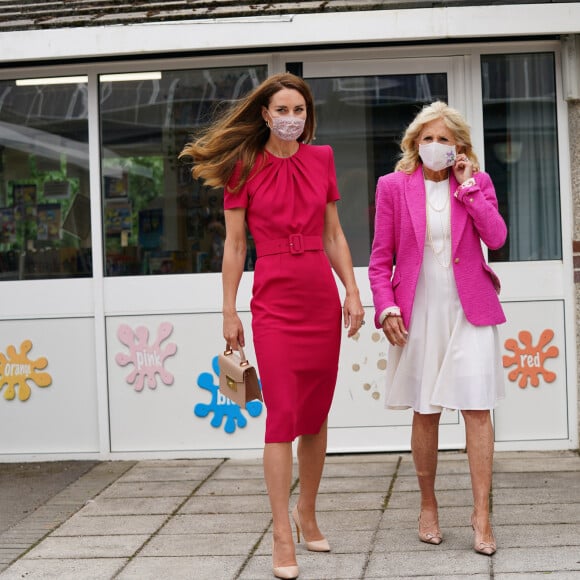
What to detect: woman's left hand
<box><xmin>453</xmin><ymin>153</ymin><xmax>473</xmax><ymax>184</ymax></box>
<box><xmin>343</xmin><ymin>292</ymin><xmax>365</xmax><ymax>338</ymax></box>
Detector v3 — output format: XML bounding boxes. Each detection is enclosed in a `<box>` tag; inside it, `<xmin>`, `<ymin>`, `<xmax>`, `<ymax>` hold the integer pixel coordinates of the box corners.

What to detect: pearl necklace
<box><xmin>425</xmin><ymin>178</ymin><xmax>451</xmax><ymax>268</ymax></box>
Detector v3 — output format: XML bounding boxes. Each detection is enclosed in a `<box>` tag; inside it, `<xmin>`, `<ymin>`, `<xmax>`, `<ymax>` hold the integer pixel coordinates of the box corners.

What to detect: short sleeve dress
<box><xmin>224</xmin><ymin>143</ymin><xmax>343</xmax><ymax>443</ymax></box>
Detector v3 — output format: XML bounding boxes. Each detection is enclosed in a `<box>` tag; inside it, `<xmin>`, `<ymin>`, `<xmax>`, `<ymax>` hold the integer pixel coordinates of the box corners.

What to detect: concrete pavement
<box><xmin>0</xmin><ymin>450</ymin><xmax>579</xmax><ymax>579</ymax></box>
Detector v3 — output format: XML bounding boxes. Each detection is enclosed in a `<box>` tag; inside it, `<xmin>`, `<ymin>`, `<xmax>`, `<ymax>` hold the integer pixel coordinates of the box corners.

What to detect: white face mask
<box><xmin>419</xmin><ymin>142</ymin><xmax>457</xmax><ymax>172</ymax></box>
<box><xmin>268</xmin><ymin>115</ymin><xmax>305</xmax><ymax>141</ymax></box>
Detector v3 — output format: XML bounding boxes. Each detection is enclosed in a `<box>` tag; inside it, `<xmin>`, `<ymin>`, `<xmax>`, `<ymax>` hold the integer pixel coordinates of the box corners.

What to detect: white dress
<box><xmin>384</xmin><ymin>178</ymin><xmax>505</xmax><ymax>414</ymax></box>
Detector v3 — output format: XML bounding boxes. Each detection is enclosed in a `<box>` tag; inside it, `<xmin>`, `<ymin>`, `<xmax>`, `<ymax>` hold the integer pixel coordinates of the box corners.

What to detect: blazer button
<box><xmin>469</xmin><ymin>197</ymin><xmax>474</xmax><ymax>203</ymax></box>
<box><xmin>454</xmin><ymin>258</ymin><xmax>460</xmax><ymax>264</ymax></box>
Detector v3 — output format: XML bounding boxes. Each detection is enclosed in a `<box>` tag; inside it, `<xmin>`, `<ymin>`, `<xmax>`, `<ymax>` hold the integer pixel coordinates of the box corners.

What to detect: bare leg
<box><xmin>264</xmin><ymin>442</ymin><xmax>296</xmax><ymax>567</ymax></box>
<box><xmin>295</xmin><ymin>419</ymin><xmax>328</xmax><ymax>541</ymax></box>
<box><xmin>412</xmin><ymin>412</ymin><xmax>442</xmax><ymax>542</ymax></box>
<box><xmin>462</xmin><ymin>410</ymin><xmax>495</xmax><ymax>545</ymax></box>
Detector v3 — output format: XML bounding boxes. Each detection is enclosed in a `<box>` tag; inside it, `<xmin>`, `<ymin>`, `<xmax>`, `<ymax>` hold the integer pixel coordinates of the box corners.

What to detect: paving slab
<box><xmin>77</xmin><ymin>496</ymin><xmax>184</xmax><ymax>516</ymax></box>
<box><xmin>493</xmin><ymin>455</ymin><xmax>580</xmax><ymax>472</ymax></box>
<box><xmin>51</xmin><ymin>514</ymin><xmax>168</xmax><ymax>536</ymax></box>
<box><xmin>98</xmin><ymin>480</ymin><xmax>195</xmax><ymax>498</ymax></box>
<box><xmin>492</xmin><ymin>504</ymin><xmax>580</xmax><ymax>526</ymax></box>
<box><xmin>179</xmin><ymin>494</ymin><xmax>269</xmax><ymax>514</ymax></box>
<box><xmin>493</xmin><ymin>471</ymin><xmax>580</xmax><ymax>488</ymax></box>
<box><xmin>321</xmin><ymin>461</ymin><xmax>397</xmax><ymax>478</ymax></box>
<box><xmin>118</xmin><ymin>465</ymin><xmax>213</xmax><ymax>482</ymax></box>
<box><xmin>493</xmin><ymin>485</ymin><xmax>580</xmax><ymax>504</ymax></box>
<box><xmin>313</xmin><ymin>509</ymin><xmax>383</xmax><ymax>532</ymax></box>
<box><xmin>209</xmin><ymin>463</ymin><xmax>269</xmax><ymax>480</ymax></box>
<box><xmin>0</xmin><ymin>558</ymin><xmax>127</xmax><ymax>579</ymax></box>
<box><xmin>140</xmin><ymin>532</ymin><xmax>260</xmax><ymax>557</ymax></box>
<box><xmin>314</xmin><ymin>491</ymin><xmax>387</xmax><ymax>511</ymax></box>
<box><xmin>196</xmin><ymin>477</ymin><xmax>268</xmax><ymax>496</ymax></box>
<box><xmin>116</xmin><ymin>555</ymin><xmax>244</xmax><ymax>579</ymax></box>
<box><xmin>493</xmin><ymin>523</ymin><xmax>580</xmax><ymax>548</ymax></box>
<box><xmin>318</xmin><ymin>476</ymin><xmax>393</xmax><ymax>493</ymax></box>
<box><xmin>23</xmin><ymin>534</ymin><xmax>149</xmax><ymax>559</ymax></box>
<box><xmin>365</xmin><ymin>549</ymin><xmax>492</xmax><ymax>577</ymax></box>
<box><xmin>493</xmin><ymin>545</ymin><xmax>580</xmax><ymax>574</ymax></box>
<box><xmin>240</xmin><ymin>552</ymin><xmax>367</xmax><ymax>580</ymax></box>
<box><xmin>159</xmin><ymin>512</ymin><xmax>272</xmax><ymax>535</ymax></box>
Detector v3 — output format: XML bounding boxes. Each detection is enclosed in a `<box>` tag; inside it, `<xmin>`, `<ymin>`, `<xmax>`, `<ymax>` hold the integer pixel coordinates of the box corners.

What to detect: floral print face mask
<box><xmin>419</xmin><ymin>142</ymin><xmax>457</xmax><ymax>172</ymax></box>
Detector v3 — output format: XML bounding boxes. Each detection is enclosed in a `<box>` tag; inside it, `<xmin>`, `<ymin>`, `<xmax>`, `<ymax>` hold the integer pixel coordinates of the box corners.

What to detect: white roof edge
<box><xmin>1</xmin><ymin>4</ymin><xmax>579</xmax><ymax>64</ymax></box>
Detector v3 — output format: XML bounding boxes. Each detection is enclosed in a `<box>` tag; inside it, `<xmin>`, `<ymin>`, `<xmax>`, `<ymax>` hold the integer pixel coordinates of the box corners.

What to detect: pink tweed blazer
<box><xmin>368</xmin><ymin>166</ymin><xmax>507</xmax><ymax>329</ymax></box>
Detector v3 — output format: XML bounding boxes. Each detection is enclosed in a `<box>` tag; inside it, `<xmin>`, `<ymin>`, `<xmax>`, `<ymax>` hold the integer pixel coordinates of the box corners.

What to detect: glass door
<box><xmin>301</xmin><ymin>56</ymin><xmax>469</xmax><ymax>452</ymax></box>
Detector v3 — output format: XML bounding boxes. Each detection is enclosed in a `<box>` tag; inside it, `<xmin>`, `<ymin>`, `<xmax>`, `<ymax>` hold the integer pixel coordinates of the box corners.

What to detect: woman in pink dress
<box><xmin>181</xmin><ymin>73</ymin><xmax>364</xmax><ymax>579</ymax></box>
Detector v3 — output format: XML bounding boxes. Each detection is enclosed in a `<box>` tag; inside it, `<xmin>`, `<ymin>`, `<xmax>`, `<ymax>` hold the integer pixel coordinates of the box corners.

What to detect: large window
<box><xmin>482</xmin><ymin>53</ymin><xmax>561</xmax><ymax>262</ymax></box>
<box><xmin>0</xmin><ymin>77</ymin><xmax>92</xmax><ymax>280</ymax></box>
<box><xmin>309</xmin><ymin>74</ymin><xmax>448</xmax><ymax>266</ymax></box>
<box><xmin>99</xmin><ymin>66</ymin><xmax>267</xmax><ymax>276</ymax></box>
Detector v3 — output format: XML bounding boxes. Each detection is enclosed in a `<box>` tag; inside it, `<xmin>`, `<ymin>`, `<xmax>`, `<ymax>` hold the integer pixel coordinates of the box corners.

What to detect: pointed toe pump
<box><xmin>273</xmin><ymin>565</ymin><xmax>299</xmax><ymax>579</ymax></box>
<box><xmin>292</xmin><ymin>506</ymin><xmax>330</xmax><ymax>552</ymax></box>
<box><xmin>418</xmin><ymin>513</ymin><xmax>443</xmax><ymax>545</ymax></box>
<box><xmin>471</xmin><ymin>514</ymin><xmax>496</xmax><ymax>556</ymax></box>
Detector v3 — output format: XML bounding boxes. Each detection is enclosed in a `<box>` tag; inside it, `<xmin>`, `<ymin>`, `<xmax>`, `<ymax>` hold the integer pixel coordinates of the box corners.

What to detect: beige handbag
<box><xmin>218</xmin><ymin>344</ymin><xmax>262</xmax><ymax>408</ymax></box>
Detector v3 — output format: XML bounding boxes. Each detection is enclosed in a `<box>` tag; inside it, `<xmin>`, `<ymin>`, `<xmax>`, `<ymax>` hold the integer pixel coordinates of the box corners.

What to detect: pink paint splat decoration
<box><xmin>115</xmin><ymin>322</ymin><xmax>177</xmax><ymax>391</ymax></box>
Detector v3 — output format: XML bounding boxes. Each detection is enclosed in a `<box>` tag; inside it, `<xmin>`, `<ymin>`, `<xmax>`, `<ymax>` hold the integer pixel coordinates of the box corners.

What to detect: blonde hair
<box><xmin>395</xmin><ymin>101</ymin><xmax>480</xmax><ymax>173</ymax></box>
<box><xmin>179</xmin><ymin>73</ymin><xmax>316</xmax><ymax>192</ymax></box>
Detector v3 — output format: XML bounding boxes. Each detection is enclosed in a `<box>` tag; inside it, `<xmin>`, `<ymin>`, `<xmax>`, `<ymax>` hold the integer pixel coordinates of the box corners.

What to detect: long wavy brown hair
<box><xmin>395</xmin><ymin>101</ymin><xmax>480</xmax><ymax>174</ymax></box>
<box><xmin>179</xmin><ymin>72</ymin><xmax>316</xmax><ymax>192</ymax></box>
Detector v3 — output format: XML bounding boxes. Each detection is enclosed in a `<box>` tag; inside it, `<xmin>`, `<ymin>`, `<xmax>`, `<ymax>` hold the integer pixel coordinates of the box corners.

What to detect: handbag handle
<box><xmin>224</xmin><ymin>343</ymin><xmax>250</xmax><ymax>367</ymax></box>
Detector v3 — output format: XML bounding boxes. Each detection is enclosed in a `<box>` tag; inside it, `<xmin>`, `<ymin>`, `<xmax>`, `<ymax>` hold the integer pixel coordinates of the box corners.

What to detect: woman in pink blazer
<box><xmin>369</xmin><ymin>101</ymin><xmax>506</xmax><ymax>556</ymax></box>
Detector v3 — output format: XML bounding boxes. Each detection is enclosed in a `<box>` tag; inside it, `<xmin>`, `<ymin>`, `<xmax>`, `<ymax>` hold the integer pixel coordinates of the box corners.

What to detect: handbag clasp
<box><xmin>226</xmin><ymin>375</ymin><xmax>238</xmax><ymax>392</ymax></box>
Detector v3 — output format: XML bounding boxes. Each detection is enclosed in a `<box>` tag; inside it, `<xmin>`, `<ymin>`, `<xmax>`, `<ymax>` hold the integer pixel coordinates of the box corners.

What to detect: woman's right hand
<box><xmin>382</xmin><ymin>315</ymin><xmax>408</xmax><ymax>346</ymax></box>
<box><xmin>223</xmin><ymin>311</ymin><xmax>245</xmax><ymax>350</ymax></box>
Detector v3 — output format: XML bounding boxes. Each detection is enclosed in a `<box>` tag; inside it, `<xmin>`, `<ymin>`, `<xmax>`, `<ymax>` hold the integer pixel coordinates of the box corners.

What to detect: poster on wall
<box><xmin>105</xmin><ymin>200</ymin><xmax>132</xmax><ymax>233</ymax></box>
<box><xmin>36</xmin><ymin>203</ymin><xmax>62</xmax><ymax>241</ymax></box>
<box><xmin>13</xmin><ymin>184</ymin><xmax>37</xmax><ymax>221</ymax></box>
<box><xmin>104</xmin><ymin>174</ymin><xmax>128</xmax><ymax>199</ymax></box>
<box><xmin>43</xmin><ymin>180</ymin><xmax>71</xmax><ymax>199</ymax></box>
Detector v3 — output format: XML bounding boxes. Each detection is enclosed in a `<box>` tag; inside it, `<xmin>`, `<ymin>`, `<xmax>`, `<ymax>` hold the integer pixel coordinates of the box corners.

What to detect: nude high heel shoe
<box><xmin>471</xmin><ymin>514</ymin><xmax>496</xmax><ymax>556</ymax></box>
<box><xmin>418</xmin><ymin>512</ymin><xmax>443</xmax><ymax>545</ymax></box>
<box><xmin>272</xmin><ymin>564</ymin><xmax>299</xmax><ymax>580</ymax></box>
<box><xmin>272</xmin><ymin>541</ymin><xmax>299</xmax><ymax>579</ymax></box>
<box><xmin>292</xmin><ymin>506</ymin><xmax>330</xmax><ymax>552</ymax></box>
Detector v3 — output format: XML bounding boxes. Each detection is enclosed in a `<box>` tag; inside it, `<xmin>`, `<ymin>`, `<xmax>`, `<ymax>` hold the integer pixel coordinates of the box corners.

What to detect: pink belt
<box><xmin>255</xmin><ymin>234</ymin><xmax>324</xmax><ymax>258</ymax></box>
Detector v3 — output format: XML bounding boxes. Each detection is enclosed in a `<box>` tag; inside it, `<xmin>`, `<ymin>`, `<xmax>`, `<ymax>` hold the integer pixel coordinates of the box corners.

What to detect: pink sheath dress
<box><xmin>225</xmin><ymin>144</ymin><xmax>342</xmax><ymax>443</ymax></box>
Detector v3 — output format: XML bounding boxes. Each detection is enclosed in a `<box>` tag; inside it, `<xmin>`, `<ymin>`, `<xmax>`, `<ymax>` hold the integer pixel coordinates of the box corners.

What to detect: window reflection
<box><xmin>309</xmin><ymin>74</ymin><xmax>447</xmax><ymax>266</ymax></box>
<box><xmin>100</xmin><ymin>66</ymin><xmax>267</xmax><ymax>276</ymax></box>
<box><xmin>0</xmin><ymin>77</ymin><xmax>92</xmax><ymax>280</ymax></box>
<box><xmin>482</xmin><ymin>53</ymin><xmax>561</xmax><ymax>262</ymax></box>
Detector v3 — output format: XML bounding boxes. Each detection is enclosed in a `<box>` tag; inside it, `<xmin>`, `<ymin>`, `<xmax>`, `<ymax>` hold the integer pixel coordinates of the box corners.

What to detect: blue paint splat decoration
<box><xmin>194</xmin><ymin>355</ymin><xmax>263</xmax><ymax>434</ymax></box>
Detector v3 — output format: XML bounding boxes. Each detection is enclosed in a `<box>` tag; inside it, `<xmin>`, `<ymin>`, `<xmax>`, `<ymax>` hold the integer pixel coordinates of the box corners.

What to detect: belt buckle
<box><xmin>289</xmin><ymin>234</ymin><xmax>303</xmax><ymax>254</ymax></box>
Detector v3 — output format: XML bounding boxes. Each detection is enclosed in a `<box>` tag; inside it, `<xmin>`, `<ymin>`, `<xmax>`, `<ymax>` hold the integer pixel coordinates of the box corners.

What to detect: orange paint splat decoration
<box><xmin>0</xmin><ymin>340</ymin><xmax>52</xmax><ymax>401</ymax></box>
<box><xmin>502</xmin><ymin>329</ymin><xmax>559</xmax><ymax>388</ymax></box>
